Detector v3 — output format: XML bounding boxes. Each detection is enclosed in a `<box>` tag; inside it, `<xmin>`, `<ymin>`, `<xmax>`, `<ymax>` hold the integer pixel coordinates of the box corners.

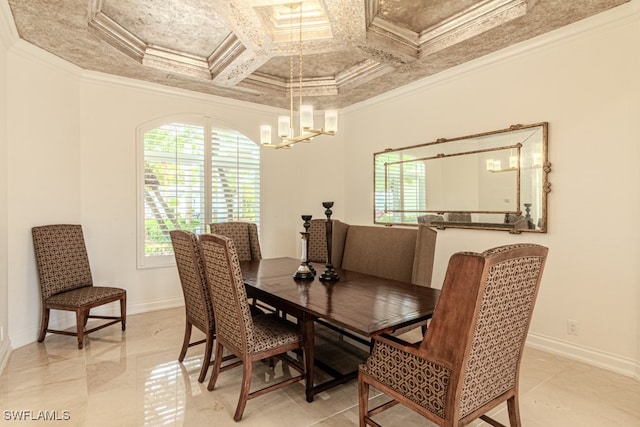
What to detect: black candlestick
<box><xmin>524</xmin><ymin>203</ymin><xmax>535</xmax><ymax>229</ymax></box>
<box><xmin>319</xmin><ymin>202</ymin><xmax>339</xmax><ymax>282</ymax></box>
<box><xmin>301</xmin><ymin>215</ymin><xmax>315</xmax><ymax>275</ymax></box>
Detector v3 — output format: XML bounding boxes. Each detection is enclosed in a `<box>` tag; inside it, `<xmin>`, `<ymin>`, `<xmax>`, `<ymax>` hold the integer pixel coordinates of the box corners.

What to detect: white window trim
<box><xmin>136</xmin><ymin>114</ymin><xmax>260</xmax><ymax>269</ymax></box>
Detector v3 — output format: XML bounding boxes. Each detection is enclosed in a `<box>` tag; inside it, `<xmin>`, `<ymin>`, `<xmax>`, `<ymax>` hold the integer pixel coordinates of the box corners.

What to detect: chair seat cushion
<box><xmin>251</xmin><ymin>314</ymin><xmax>301</xmax><ymax>354</ymax></box>
<box><xmin>45</xmin><ymin>286</ymin><xmax>125</xmax><ymax>307</ymax></box>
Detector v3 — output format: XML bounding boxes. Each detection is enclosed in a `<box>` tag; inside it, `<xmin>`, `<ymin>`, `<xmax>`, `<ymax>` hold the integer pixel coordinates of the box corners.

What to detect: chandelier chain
<box><xmin>259</xmin><ymin>1</ymin><xmax>337</xmax><ymax>148</ymax></box>
<box><xmin>298</xmin><ymin>3</ymin><xmax>303</xmax><ymax>130</ymax></box>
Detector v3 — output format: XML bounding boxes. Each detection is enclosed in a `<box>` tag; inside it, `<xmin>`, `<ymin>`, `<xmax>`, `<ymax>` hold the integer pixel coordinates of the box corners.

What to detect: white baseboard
<box><xmin>0</xmin><ymin>338</ymin><xmax>11</xmax><ymax>376</ymax></box>
<box><xmin>123</xmin><ymin>297</ymin><xmax>183</xmax><ymax>316</ymax></box>
<box><xmin>527</xmin><ymin>332</ymin><xmax>639</xmax><ymax>380</ymax></box>
<box><xmin>8</xmin><ymin>297</ymin><xmax>184</xmax><ymax>350</ymax></box>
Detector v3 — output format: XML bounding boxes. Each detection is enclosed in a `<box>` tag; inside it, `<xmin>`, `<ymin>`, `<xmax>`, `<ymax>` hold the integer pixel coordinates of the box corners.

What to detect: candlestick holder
<box><xmin>293</xmin><ymin>230</ymin><xmax>314</xmax><ymax>281</ymax></box>
<box><xmin>319</xmin><ymin>202</ymin><xmax>339</xmax><ymax>282</ymax></box>
<box><xmin>524</xmin><ymin>203</ymin><xmax>534</xmax><ymax>229</ymax></box>
<box><xmin>301</xmin><ymin>215</ymin><xmax>316</xmax><ymax>275</ymax></box>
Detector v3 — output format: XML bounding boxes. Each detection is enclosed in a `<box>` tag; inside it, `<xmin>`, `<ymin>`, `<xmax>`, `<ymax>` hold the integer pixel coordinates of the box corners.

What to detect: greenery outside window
<box><xmin>137</xmin><ymin>116</ymin><xmax>260</xmax><ymax>268</ymax></box>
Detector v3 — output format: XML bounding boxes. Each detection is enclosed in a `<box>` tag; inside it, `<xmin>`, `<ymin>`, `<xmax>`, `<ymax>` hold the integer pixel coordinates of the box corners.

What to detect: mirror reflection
<box><xmin>374</xmin><ymin>123</ymin><xmax>551</xmax><ymax>233</ymax></box>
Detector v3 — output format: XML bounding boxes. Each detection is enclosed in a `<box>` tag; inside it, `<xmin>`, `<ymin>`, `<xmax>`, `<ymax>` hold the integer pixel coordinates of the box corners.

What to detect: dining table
<box><xmin>240</xmin><ymin>257</ymin><xmax>441</xmax><ymax>402</ymax></box>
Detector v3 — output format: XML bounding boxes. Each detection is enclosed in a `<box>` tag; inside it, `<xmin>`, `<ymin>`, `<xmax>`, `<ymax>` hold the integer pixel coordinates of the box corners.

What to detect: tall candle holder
<box><xmin>301</xmin><ymin>215</ymin><xmax>315</xmax><ymax>275</ymax></box>
<box><xmin>319</xmin><ymin>201</ymin><xmax>339</xmax><ymax>282</ymax></box>
<box><xmin>294</xmin><ymin>215</ymin><xmax>314</xmax><ymax>281</ymax></box>
<box><xmin>293</xmin><ymin>228</ymin><xmax>314</xmax><ymax>281</ymax></box>
<box><xmin>524</xmin><ymin>203</ymin><xmax>534</xmax><ymax>229</ymax></box>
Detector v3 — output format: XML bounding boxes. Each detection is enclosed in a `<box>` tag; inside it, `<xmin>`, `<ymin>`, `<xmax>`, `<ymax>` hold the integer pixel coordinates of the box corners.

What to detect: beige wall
<box><xmin>76</xmin><ymin>76</ymin><xmax>345</xmax><ymax>320</ymax></box>
<box><xmin>0</xmin><ymin>0</ymin><xmax>10</xmax><ymax>371</ymax></box>
<box><xmin>1</xmin><ymin>0</ymin><xmax>638</xmax><ymax>378</ymax></box>
<box><xmin>5</xmin><ymin>44</ymin><xmax>83</xmax><ymax>347</ymax></box>
<box><xmin>343</xmin><ymin>2</ymin><xmax>640</xmax><ymax>376</ymax></box>
<box><xmin>2</xmin><ymin>29</ymin><xmax>345</xmax><ymax>347</ymax></box>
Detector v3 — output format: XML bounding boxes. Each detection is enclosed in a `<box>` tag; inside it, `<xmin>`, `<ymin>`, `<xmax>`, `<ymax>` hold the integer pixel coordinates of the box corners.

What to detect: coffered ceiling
<box><xmin>7</xmin><ymin>0</ymin><xmax>629</xmax><ymax>109</ymax></box>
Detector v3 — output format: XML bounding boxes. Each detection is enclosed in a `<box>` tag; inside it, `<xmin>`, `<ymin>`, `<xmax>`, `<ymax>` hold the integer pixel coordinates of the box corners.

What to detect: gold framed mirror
<box><xmin>373</xmin><ymin>122</ymin><xmax>551</xmax><ymax>233</ymax></box>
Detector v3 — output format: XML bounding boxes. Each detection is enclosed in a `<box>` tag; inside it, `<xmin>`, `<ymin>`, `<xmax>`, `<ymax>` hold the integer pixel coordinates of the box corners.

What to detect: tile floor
<box><xmin>1</xmin><ymin>307</ymin><xmax>639</xmax><ymax>426</ymax></box>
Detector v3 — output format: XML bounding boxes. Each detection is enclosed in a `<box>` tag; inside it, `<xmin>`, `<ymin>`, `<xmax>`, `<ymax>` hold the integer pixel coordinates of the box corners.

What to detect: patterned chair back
<box><xmin>417</xmin><ymin>214</ymin><xmax>443</xmax><ymax>225</ymax></box>
<box><xmin>32</xmin><ymin>224</ymin><xmax>94</xmax><ymax>300</ymax></box>
<box><xmin>209</xmin><ymin>222</ymin><xmax>262</xmax><ymax>262</ymax></box>
<box><xmin>446</xmin><ymin>212</ymin><xmax>472</xmax><ymax>222</ymax></box>
<box><xmin>198</xmin><ymin>234</ymin><xmax>255</xmax><ymax>355</ymax></box>
<box><xmin>421</xmin><ymin>243</ymin><xmax>548</xmax><ymax>420</ymax></box>
<box><xmin>307</xmin><ymin>219</ymin><xmax>329</xmax><ymax>264</ymax></box>
<box><xmin>307</xmin><ymin>219</ymin><xmax>349</xmax><ymax>268</ymax></box>
<box><xmin>170</xmin><ymin>230</ymin><xmax>214</xmax><ymax>333</ymax></box>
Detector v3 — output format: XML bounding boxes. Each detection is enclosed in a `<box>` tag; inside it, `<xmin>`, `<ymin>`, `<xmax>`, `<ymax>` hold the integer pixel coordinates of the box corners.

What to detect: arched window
<box><xmin>137</xmin><ymin>115</ymin><xmax>260</xmax><ymax>268</ymax></box>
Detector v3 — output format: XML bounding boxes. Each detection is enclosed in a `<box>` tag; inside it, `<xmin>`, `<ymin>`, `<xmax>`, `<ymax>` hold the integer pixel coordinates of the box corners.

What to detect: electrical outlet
<box><xmin>567</xmin><ymin>319</ymin><xmax>579</xmax><ymax>336</ymax></box>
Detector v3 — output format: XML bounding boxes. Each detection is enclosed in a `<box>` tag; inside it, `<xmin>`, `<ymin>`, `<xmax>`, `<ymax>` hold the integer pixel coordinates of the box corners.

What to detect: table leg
<box><xmin>302</xmin><ymin>314</ymin><xmax>315</xmax><ymax>402</ymax></box>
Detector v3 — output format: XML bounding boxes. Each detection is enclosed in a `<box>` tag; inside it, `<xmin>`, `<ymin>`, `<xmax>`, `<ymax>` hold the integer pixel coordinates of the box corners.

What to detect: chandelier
<box><xmin>260</xmin><ymin>2</ymin><xmax>338</xmax><ymax>149</ymax></box>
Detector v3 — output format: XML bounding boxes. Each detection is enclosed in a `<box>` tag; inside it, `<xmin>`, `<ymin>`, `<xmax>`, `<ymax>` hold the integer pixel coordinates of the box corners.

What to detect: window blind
<box><xmin>375</xmin><ymin>152</ymin><xmax>425</xmax><ymax>224</ymax></box>
<box><xmin>211</xmin><ymin>129</ymin><xmax>261</xmax><ymax>224</ymax></box>
<box><xmin>141</xmin><ymin>120</ymin><xmax>260</xmax><ymax>262</ymax></box>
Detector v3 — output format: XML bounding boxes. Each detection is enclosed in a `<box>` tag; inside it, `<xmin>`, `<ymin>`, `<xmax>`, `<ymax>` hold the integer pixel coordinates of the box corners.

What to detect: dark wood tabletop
<box><xmin>240</xmin><ymin>257</ymin><xmax>441</xmax><ymax>401</ymax></box>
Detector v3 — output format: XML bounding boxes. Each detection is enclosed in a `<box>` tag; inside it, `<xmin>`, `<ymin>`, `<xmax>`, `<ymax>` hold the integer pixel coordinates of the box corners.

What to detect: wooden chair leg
<box><xmin>38</xmin><ymin>307</ymin><xmax>50</xmax><ymax>343</ymax></box>
<box><xmin>120</xmin><ymin>295</ymin><xmax>127</xmax><ymax>330</ymax></box>
<box><xmin>76</xmin><ymin>309</ymin><xmax>88</xmax><ymax>349</ymax></box>
<box><xmin>207</xmin><ymin>342</ymin><xmax>225</xmax><ymax>391</ymax></box>
<box><xmin>179</xmin><ymin>322</ymin><xmax>192</xmax><ymax>362</ymax></box>
<box><xmin>233</xmin><ymin>358</ymin><xmax>253</xmax><ymax>421</ymax></box>
<box><xmin>358</xmin><ymin>374</ymin><xmax>370</xmax><ymax>427</ymax></box>
<box><xmin>507</xmin><ymin>395</ymin><xmax>522</xmax><ymax>427</ymax></box>
<box><xmin>198</xmin><ymin>332</ymin><xmax>214</xmax><ymax>383</ymax></box>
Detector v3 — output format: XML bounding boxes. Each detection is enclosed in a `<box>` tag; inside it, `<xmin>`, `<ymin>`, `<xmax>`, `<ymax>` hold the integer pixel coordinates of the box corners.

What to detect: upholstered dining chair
<box><xmin>209</xmin><ymin>221</ymin><xmax>274</xmax><ymax>313</ymax></box>
<box><xmin>417</xmin><ymin>214</ymin><xmax>444</xmax><ymax>225</ymax></box>
<box><xmin>31</xmin><ymin>224</ymin><xmax>127</xmax><ymax>349</ymax></box>
<box><xmin>170</xmin><ymin>229</ymin><xmax>264</xmax><ymax>382</ymax></box>
<box><xmin>198</xmin><ymin>233</ymin><xmax>305</xmax><ymax>421</ymax></box>
<box><xmin>170</xmin><ymin>230</ymin><xmax>216</xmax><ymax>383</ymax></box>
<box><xmin>209</xmin><ymin>222</ymin><xmax>262</xmax><ymax>262</ymax></box>
<box><xmin>447</xmin><ymin>212</ymin><xmax>472</xmax><ymax>222</ymax></box>
<box><xmin>307</xmin><ymin>218</ymin><xmax>349</xmax><ymax>268</ymax></box>
<box><xmin>358</xmin><ymin>243</ymin><xmax>548</xmax><ymax>427</ymax></box>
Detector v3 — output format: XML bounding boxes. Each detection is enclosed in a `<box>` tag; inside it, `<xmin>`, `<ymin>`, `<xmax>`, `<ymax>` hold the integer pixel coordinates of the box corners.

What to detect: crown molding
<box><xmin>6</xmin><ymin>22</ymin><xmax>283</xmax><ymax>117</ymax></box>
<box><xmin>9</xmin><ymin>38</ymin><xmax>82</xmax><ymax>76</ymax></box>
<box><xmin>80</xmin><ymin>67</ymin><xmax>285</xmax><ymax>115</ymax></box>
<box><xmin>345</xmin><ymin>0</ymin><xmax>640</xmax><ymax>114</ymax></box>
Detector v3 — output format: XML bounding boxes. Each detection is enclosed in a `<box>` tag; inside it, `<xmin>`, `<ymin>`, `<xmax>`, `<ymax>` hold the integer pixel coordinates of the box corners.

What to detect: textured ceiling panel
<box><xmin>102</xmin><ymin>0</ymin><xmax>229</xmax><ymax>57</ymax></box>
<box><xmin>7</xmin><ymin>0</ymin><xmax>629</xmax><ymax>109</ymax></box>
<box><xmin>377</xmin><ymin>0</ymin><xmax>481</xmax><ymax>32</ymax></box>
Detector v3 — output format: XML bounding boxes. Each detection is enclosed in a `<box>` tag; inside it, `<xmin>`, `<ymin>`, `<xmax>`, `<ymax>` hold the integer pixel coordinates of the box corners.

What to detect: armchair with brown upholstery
<box><xmin>31</xmin><ymin>224</ymin><xmax>127</xmax><ymax>349</ymax></box>
<box><xmin>198</xmin><ymin>233</ymin><xmax>305</xmax><ymax>421</ymax></box>
<box><xmin>209</xmin><ymin>222</ymin><xmax>262</xmax><ymax>261</ymax></box>
<box><xmin>358</xmin><ymin>243</ymin><xmax>548</xmax><ymax>427</ymax></box>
